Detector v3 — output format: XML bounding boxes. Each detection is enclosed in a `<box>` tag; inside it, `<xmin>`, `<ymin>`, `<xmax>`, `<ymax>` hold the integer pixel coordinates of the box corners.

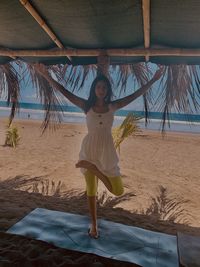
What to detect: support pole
<box><xmin>97</xmin><ymin>52</ymin><xmax>110</xmax><ymax>76</ymax></box>
<box><xmin>142</xmin><ymin>0</ymin><xmax>150</xmax><ymax>62</ymax></box>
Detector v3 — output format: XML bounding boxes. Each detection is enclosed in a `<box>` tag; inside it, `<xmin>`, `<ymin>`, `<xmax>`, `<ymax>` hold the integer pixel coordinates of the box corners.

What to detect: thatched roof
<box><xmin>1</xmin><ymin>0</ymin><xmax>200</xmax><ymax>65</ymax></box>
<box><xmin>0</xmin><ymin>0</ymin><xmax>200</xmax><ymax>130</ymax></box>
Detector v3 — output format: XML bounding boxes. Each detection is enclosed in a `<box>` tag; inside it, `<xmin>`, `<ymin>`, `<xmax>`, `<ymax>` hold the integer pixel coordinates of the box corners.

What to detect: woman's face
<box><xmin>95</xmin><ymin>81</ymin><xmax>108</xmax><ymax>100</ymax></box>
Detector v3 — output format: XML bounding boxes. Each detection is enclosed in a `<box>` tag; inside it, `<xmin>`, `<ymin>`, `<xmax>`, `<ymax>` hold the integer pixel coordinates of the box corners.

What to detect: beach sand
<box><xmin>0</xmin><ymin>118</ymin><xmax>200</xmax><ymax>266</ymax></box>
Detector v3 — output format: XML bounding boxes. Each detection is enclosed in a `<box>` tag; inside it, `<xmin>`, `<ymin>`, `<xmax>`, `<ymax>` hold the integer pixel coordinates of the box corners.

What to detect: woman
<box><xmin>36</xmin><ymin>64</ymin><xmax>163</xmax><ymax>238</ymax></box>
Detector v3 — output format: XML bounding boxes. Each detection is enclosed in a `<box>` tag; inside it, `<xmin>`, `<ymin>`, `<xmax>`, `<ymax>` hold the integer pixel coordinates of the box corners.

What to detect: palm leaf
<box><xmin>0</xmin><ymin>62</ymin><xmax>21</xmax><ymax>126</ymax></box>
<box><xmin>143</xmin><ymin>186</ymin><xmax>192</xmax><ymax>224</ymax></box>
<box><xmin>111</xmin><ymin>63</ymin><xmax>153</xmax><ymax>123</ymax></box>
<box><xmin>1</xmin><ymin>61</ymin><xmax>200</xmax><ymax>132</ymax></box>
<box><xmin>53</xmin><ymin>64</ymin><xmax>97</xmax><ymax>92</ymax></box>
<box><xmin>154</xmin><ymin>65</ymin><xmax>200</xmax><ymax>131</ymax></box>
<box><xmin>112</xmin><ymin>113</ymin><xmax>141</xmax><ymax>153</ymax></box>
<box><xmin>24</xmin><ymin>63</ymin><xmax>69</xmax><ymax>132</ymax></box>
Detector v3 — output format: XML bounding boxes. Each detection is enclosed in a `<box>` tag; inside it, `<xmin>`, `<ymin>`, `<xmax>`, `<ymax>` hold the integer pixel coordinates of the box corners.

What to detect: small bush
<box><xmin>5</xmin><ymin>124</ymin><xmax>20</xmax><ymax>148</ymax></box>
<box><xmin>112</xmin><ymin>113</ymin><xmax>141</xmax><ymax>153</ymax></box>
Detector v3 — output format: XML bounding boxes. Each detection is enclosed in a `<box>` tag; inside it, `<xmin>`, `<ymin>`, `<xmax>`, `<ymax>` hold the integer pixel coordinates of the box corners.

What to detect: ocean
<box><xmin>0</xmin><ymin>101</ymin><xmax>200</xmax><ymax>133</ymax></box>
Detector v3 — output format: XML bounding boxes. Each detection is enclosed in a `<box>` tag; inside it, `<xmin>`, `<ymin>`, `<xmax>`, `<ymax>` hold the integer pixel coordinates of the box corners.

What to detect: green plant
<box><xmin>112</xmin><ymin>113</ymin><xmax>141</xmax><ymax>153</ymax></box>
<box><xmin>5</xmin><ymin>124</ymin><xmax>20</xmax><ymax>148</ymax></box>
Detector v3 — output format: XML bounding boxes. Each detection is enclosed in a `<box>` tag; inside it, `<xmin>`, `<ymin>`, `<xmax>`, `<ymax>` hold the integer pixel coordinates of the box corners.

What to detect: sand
<box><xmin>0</xmin><ymin>118</ymin><xmax>200</xmax><ymax>266</ymax></box>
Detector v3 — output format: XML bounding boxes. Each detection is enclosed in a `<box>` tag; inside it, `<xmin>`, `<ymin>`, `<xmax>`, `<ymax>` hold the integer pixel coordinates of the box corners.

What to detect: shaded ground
<box><xmin>1</xmin><ymin>176</ymin><xmax>200</xmax><ymax>267</ymax></box>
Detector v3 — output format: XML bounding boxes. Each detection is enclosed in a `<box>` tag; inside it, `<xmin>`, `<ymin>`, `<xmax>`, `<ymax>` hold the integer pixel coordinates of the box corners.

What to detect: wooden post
<box><xmin>142</xmin><ymin>0</ymin><xmax>150</xmax><ymax>62</ymax></box>
<box><xmin>97</xmin><ymin>52</ymin><xmax>110</xmax><ymax>76</ymax></box>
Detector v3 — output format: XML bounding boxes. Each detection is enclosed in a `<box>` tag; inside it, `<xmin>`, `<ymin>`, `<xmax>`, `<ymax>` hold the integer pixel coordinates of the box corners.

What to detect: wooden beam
<box><xmin>142</xmin><ymin>0</ymin><xmax>150</xmax><ymax>61</ymax></box>
<box><xmin>19</xmin><ymin>0</ymin><xmax>71</xmax><ymax>62</ymax></box>
<box><xmin>2</xmin><ymin>48</ymin><xmax>200</xmax><ymax>57</ymax></box>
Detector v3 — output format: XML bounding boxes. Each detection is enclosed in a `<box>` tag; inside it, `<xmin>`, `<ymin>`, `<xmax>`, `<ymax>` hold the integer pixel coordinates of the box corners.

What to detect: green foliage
<box><xmin>112</xmin><ymin>113</ymin><xmax>141</xmax><ymax>153</ymax></box>
<box><xmin>5</xmin><ymin>124</ymin><xmax>20</xmax><ymax>148</ymax></box>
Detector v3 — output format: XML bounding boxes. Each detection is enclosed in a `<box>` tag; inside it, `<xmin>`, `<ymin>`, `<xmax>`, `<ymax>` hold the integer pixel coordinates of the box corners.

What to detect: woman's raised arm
<box><xmin>111</xmin><ymin>67</ymin><xmax>164</xmax><ymax>110</ymax></box>
<box><xmin>35</xmin><ymin>64</ymin><xmax>86</xmax><ymax>111</ymax></box>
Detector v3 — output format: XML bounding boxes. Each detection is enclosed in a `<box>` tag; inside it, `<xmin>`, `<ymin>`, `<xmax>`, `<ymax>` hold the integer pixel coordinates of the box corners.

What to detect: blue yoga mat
<box><xmin>7</xmin><ymin>208</ymin><xmax>179</xmax><ymax>267</ymax></box>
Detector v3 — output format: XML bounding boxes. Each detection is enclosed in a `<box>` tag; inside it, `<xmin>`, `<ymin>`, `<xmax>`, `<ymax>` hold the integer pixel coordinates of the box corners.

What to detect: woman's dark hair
<box><xmin>85</xmin><ymin>75</ymin><xmax>113</xmax><ymax>113</ymax></box>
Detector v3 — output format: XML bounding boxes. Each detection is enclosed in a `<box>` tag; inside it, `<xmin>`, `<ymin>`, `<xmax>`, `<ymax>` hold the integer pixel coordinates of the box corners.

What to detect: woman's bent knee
<box><xmin>108</xmin><ymin>176</ymin><xmax>124</xmax><ymax>196</ymax></box>
<box><xmin>112</xmin><ymin>186</ymin><xmax>124</xmax><ymax>196</ymax></box>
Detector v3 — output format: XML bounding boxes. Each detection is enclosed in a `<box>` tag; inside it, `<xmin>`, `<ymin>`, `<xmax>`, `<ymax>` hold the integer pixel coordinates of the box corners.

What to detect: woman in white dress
<box><xmin>36</xmin><ymin>65</ymin><xmax>163</xmax><ymax>238</ymax></box>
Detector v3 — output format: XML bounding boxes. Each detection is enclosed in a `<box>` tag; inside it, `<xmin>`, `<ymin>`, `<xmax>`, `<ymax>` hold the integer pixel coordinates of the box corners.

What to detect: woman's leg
<box><xmin>76</xmin><ymin>160</ymin><xmax>112</xmax><ymax>192</ymax></box>
<box><xmin>83</xmin><ymin>169</ymin><xmax>124</xmax><ymax>238</ymax></box>
<box><xmin>108</xmin><ymin>176</ymin><xmax>124</xmax><ymax>196</ymax></box>
<box><xmin>84</xmin><ymin>170</ymin><xmax>99</xmax><ymax>238</ymax></box>
<box><xmin>87</xmin><ymin>196</ymin><xmax>98</xmax><ymax>238</ymax></box>
<box><xmin>78</xmin><ymin>160</ymin><xmax>124</xmax><ymax>196</ymax></box>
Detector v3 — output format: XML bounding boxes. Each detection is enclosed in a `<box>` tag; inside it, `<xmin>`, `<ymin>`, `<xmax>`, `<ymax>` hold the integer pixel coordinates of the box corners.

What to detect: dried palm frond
<box><xmin>1</xmin><ymin>60</ymin><xmax>199</xmax><ymax>132</ymax></box>
<box><xmin>112</xmin><ymin>113</ymin><xmax>141</xmax><ymax>153</ymax></box>
<box><xmin>97</xmin><ymin>190</ymin><xmax>136</xmax><ymax>208</ymax></box>
<box><xmin>143</xmin><ymin>186</ymin><xmax>192</xmax><ymax>224</ymax></box>
<box><xmin>0</xmin><ymin>62</ymin><xmax>21</xmax><ymax>126</ymax></box>
<box><xmin>52</xmin><ymin>64</ymin><xmax>97</xmax><ymax>92</ymax></box>
<box><xmin>111</xmin><ymin>63</ymin><xmax>153</xmax><ymax>124</ymax></box>
<box><xmin>53</xmin><ymin>62</ymin><xmax>151</xmax><ymax>96</ymax></box>
<box><xmin>24</xmin><ymin>63</ymin><xmax>68</xmax><ymax>132</ymax></box>
<box><xmin>130</xmin><ymin>63</ymin><xmax>153</xmax><ymax>125</ymax></box>
<box><xmin>111</xmin><ymin>63</ymin><xmax>150</xmax><ymax>94</ymax></box>
<box><xmin>155</xmin><ymin>65</ymin><xmax>200</xmax><ymax>131</ymax></box>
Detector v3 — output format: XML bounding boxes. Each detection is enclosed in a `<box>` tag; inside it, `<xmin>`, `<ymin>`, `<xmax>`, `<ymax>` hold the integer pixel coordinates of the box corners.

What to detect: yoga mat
<box><xmin>177</xmin><ymin>232</ymin><xmax>200</xmax><ymax>267</ymax></box>
<box><xmin>7</xmin><ymin>208</ymin><xmax>179</xmax><ymax>267</ymax></box>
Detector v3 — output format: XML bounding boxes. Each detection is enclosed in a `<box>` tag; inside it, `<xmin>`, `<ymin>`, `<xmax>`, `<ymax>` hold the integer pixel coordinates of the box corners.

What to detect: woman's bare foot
<box><xmin>88</xmin><ymin>225</ymin><xmax>99</xmax><ymax>239</ymax></box>
<box><xmin>76</xmin><ymin>160</ymin><xmax>112</xmax><ymax>191</ymax></box>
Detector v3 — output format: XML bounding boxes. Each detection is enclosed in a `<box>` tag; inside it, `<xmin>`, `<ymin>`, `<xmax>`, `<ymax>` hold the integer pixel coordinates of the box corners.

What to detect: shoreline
<box><xmin>0</xmin><ymin>115</ymin><xmax>199</xmax><ymax>133</ymax></box>
<box><xmin>1</xmin><ymin>108</ymin><xmax>200</xmax><ymax>135</ymax></box>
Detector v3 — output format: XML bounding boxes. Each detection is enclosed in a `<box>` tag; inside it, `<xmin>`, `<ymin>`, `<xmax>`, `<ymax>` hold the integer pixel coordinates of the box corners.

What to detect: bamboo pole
<box><xmin>2</xmin><ymin>48</ymin><xmax>200</xmax><ymax>57</ymax></box>
<box><xmin>142</xmin><ymin>0</ymin><xmax>150</xmax><ymax>61</ymax></box>
<box><xmin>97</xmin><ymin>53</ymin><xmax>110</xmax><ymax>75</ymax></box>
<box><xmin>19</xmin><ymin>0</ymin><xmax>71</xmax><ymax>62</ymax></box>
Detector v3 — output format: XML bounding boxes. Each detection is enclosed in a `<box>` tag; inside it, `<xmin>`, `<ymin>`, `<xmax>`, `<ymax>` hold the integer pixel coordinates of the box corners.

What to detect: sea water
<box><xmin>0</xmin><ymin>101</ymin><xmax>200</xmax><ymax>134</ymax></box>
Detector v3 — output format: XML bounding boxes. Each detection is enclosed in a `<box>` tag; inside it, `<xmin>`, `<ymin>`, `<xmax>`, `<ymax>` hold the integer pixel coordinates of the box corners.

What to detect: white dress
<box><xmin>79</xmin><ymin>104</ymin><xmax>120</xmax><ymax>177</ymax></box>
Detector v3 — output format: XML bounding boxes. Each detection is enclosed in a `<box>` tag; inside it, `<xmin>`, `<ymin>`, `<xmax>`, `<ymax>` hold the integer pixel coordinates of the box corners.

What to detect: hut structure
<box><xmin>0</xmin><ymin>0</ymin><xmax>200</xmax><ymax>130</ymax></box>
<box><xmin>0</xmin><ymin>1</ymin><xmax>200</xmax><ymax>266</ymax></box>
